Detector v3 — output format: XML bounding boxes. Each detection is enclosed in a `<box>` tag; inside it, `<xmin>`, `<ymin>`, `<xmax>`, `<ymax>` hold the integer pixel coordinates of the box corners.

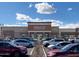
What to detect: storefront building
<box><xmin>27</xmin><ymin>22</ymin><xmax>52</xmax><ymax>39</ymax></box>
<box><xmin>0</xmin><ymin>22</ymin><xmax>78</xmax><ymax>40</ymax></box>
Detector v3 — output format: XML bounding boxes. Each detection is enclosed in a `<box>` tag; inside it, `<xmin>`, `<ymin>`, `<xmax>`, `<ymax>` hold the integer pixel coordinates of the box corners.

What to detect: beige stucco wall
<box><xmin>59</xmin><ymin>28</ymin><xmax>76</xmax><ymax>32</ymax></box>
<box><xmin>59</xmin><ymin>28</ymin><xmax>76</xmax><ymax>38</ymax></box>
<box><xmin>0</xmin><ymin>26</ymin><xmax>28</xmax><ymax>38</ymax></box>
<box><xmin>51</xmin><ymin>26</ymin><xmax>59</xmax><ymax>33</ymax></box>
<box><xmin>0</xmin><ymin>26</ymin><xmax>77</xmax><ymax>39</ymax></box>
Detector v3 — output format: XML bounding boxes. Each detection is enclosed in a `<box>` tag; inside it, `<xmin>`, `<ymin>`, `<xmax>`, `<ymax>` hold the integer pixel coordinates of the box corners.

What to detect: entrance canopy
<box><xmin>28</xmin><ymin>31</ymin><xmax>51</xmax><ymax>32</ymax></box>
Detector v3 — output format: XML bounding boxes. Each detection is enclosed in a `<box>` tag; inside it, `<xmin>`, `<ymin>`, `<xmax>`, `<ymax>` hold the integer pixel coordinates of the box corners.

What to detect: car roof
<box><xmin>15</xmin><ymin>37</ymin><xmax>33</xmax><ymax>39</ymax></box>
<box><xmin>13</xmin><ymin>39</ymin><xmax>29</xmax><ymax>41</ymax></box>
<box><xmin>58</xmin><ymin>41</ymin><xmax>71</xmax><ymax>44</ymax></box>
<box><xmin>0</xmin><ymin>40</ymin><xmax>23</xmax><ymax>47</ymax></box>
<box><xmin>55</xmin><ymin>41</ymin><xmax>69</xmax><ymax>45</ymax></box>
<box><xmin>0</xmin><ymin>41</ymin><xmax>11</xmax><ymax>44</ymax></box>
<box><xmin>11</xmin><ymin>39</ymin><xmax>31</xmax><ymax>43</ymax></box>
<box><xmin>50</xmin><ymin>41</ymin><xmax>70</xmax><ymax>46</ymax></box>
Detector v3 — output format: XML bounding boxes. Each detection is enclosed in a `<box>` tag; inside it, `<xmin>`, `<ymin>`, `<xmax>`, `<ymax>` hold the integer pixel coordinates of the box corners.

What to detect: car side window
<box><xmin>60</xmin><ymin>43</ymin><xmax>69</xmax><ymax>46</ymax></box>
<box><xmin>16</xmin><ymin>40</ymin><xmax>29</xmax><ymax>43</ymax></box>
<box><xmin>0</xmin><ymin>43</ymin><xmax>3</xmax><ymax>47</ymax></box>
<box><xmin>57</xmin><ymin>43</ymin><xmax>68</xmax><ymax>47</ymax></box>
<box><xmin>75</xmin><ymin>45</ymin><xmax>79</xmax><ymax>52</ymax></box>
<box><xmin>68</xmin><ymin>45</ymin><xmax>79</xmax><ymax>52</ymax></box>
<box><xmin>3</xmin><ymin>43</ymin><xmax>12</xmax><ymax>47</ymax></box>
<box><xmin>0</xmin><ymin>43</ymin><xmax>12</xmax><ymax>48</ymax></box>
<box><xmin>68</xmin><ymin>47</ymin><xmax>75</xmax><ymax>52</ymax></box>
<box><xmin>16</xmin><ymin>40</ymin><xmax>25</xmax><ymax>42</ymax></box>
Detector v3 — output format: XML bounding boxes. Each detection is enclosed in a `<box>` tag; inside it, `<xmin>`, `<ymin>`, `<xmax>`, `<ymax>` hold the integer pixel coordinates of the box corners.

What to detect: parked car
<box><xmin>47</xmin><ymin>43</ymin><xmax>79</xmax><ymax>57</ymax></box>
<box><xmin>12</xmin><ymin>39</ymin><xmax>35</xmax><ymax>48</ymax></box>
<box><xmin>18</xmin><ymin>38</ymin><xmax>37</xmax><ymax>42</ymax></box>
<box><xmin>43</xmin><ymin>39</ymin><xmax>64</xmax><ymax>47</ymax></box>
<box><xmin>0</xmin><ymin>39</ymin><xmax>12</xmax><ymax>42</ymax></box>
<box><xmin>0</xmin><ymin>41</ymin><xmax>27</xmax><ymax>57</ymax></box>
<box><xmin>47</xmin><ymin>41</ymin><xmax>71</xmax><ymax>49</ymax></box>
<box><xmin>23</xmin><ymin>38</ymin><xmax>37</xmax><ymax>47</ymax></box>
<box><xmin>25</xmin><ymin>38</ymin><xmax>37</xmax><ymax>44</ymax></box>
<box><xmin>42</xmin><ymin>37</ymin><xmax>54</xmax><ymax>42</ymax></box>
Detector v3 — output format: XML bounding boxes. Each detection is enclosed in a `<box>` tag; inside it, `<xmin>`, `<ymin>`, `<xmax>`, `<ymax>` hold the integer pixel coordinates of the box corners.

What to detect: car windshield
<box><xmin>16</xmin><ymin>40</ymin><xmax>30</xmax><ymax>43</ymax></box>
<box><xmin>50</xmin><ymin>39</ymin><xmax>55</xmax><ymax>42</ymax></box>
<box><xmin>9</xmin><ymin>41</ymin><xmax>21</xmax><ymax>47</ymax></box>
<box><xmin>55</xmin><ymin>40</ymin><xmax>63</xmax><ymax>42</ymax></box>
<box><xmin>15</xmin><ymin>38</ymin><xmax>34</xmax><ymax>42</ymax></box>
<box><xmin>50</xmin><ymin>39</ymin><xmax>63</xmax><ymax>42</ymax></box>
<box><xmin>46</xmin><ymin>38</ymin><xmax>53</xmax><ymax>40</ymax></box>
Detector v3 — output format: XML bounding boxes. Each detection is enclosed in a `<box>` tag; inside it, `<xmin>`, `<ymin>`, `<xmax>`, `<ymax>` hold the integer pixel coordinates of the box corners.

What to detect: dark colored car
<box><xmin>47</xmin><ymin>43</ymin><xmax>79</xmax><ymax>57</ymax></box>
<box><xmin>0</xmin><ymin>41</ymin><xmax>27</xmax><ymax>57</ymax></box>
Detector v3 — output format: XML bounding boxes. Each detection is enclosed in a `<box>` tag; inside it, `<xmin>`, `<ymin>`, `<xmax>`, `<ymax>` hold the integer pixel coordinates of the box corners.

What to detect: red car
<box><xmin>0</xmin><ymin>41</ymin><xmax>27</xmax><ymax>57</ymax></box>
<box><xmin>47</xmin><ymin>43</ymin><xmax>79</xmax><ymax>57</ymax></box>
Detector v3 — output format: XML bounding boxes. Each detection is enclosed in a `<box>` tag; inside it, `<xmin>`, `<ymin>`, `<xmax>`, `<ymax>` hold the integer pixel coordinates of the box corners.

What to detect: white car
<box><xmin>48</xmin><ymin>41</ymin><xmax>71</xmax><ymax>49</ymax></box>
<box><xmin>11</xmin><ymin>39</ymin><xmax>34</xmax><ymax>48</ymax></box>
<box><xmin>43</xmin><ymin>39</ymin><xmax>54</xmax><ymax>45</ymax></box>
<box><xmin>43</xmin><ymin>39</ymin><xmax>64</xmax><ymax>47</ymax></box>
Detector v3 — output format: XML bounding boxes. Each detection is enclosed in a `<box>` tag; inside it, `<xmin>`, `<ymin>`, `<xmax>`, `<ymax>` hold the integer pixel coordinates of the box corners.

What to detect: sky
<box><xmin>0</xmin><ymin>2</ymin><xmax>79</xmax><ymax>28</ymax></box>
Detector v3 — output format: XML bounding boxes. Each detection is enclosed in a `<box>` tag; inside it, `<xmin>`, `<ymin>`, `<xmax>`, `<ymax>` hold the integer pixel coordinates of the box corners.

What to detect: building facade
<box><xmin>0</xmin><ymin>22</ymin><xmax>78</xmax><ymax>40</ymax></box>
<box><xmin>28</xmin><ymin>22</ymin><xmax>52</xmax><ymax>39</ymax></box>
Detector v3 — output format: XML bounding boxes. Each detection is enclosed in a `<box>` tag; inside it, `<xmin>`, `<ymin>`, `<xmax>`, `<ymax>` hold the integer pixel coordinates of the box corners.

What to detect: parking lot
<box><xmin>0</xmin><ymin>38</ymin><xmax>49</xmax><ymax>57</ymax></box>
<box><xmin>27</xmin><ymin>40</ymin><xmax>48</xmax><ymax>57</ymax></box>
<box><xmin>0</xmin><ymin>37</ymin><xmax>79</xmax><ymax>57</ymax></box>
<box><xmin>27</xmin><ymin>37</ymin><xmax>79</xmax><ymax>57</ymax></box>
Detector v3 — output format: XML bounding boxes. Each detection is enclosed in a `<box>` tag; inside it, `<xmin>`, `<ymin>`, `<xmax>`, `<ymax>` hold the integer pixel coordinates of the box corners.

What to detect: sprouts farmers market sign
<box><xmin>28</xmin><ymin>22</ymin><xmax>52</xmax><ymax>31</ymax></box>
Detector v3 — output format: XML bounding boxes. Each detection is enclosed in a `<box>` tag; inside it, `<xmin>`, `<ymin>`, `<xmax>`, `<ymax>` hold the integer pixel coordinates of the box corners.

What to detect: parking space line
<box><xmin>42</xmin><ymin>45</ymin><xmax>47</xmax><ymax>57</ymax></box>
<box><xmin>30</xmin><ymin>47</ymin><xmax>35</xmax><ymax>55</ymax></box>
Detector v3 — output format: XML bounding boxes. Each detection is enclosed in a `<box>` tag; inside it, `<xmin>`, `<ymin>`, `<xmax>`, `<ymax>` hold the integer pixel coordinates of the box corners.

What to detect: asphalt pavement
<box><xmin>27</xmin><ymin>40</ymin><xmax>48</xmax><ymax>57</ymax></box>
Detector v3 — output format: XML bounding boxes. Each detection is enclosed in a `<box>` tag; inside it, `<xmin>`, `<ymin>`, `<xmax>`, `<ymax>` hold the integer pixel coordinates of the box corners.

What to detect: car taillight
<box><xmin>47</xmin><ymin>52</ymin><xmax>56</xmax><ymax>57</ymax></box>
<box><xmin>20</xmin><ymin>47</ymin><xmax>27</xmax><ymax>50</ymax></box>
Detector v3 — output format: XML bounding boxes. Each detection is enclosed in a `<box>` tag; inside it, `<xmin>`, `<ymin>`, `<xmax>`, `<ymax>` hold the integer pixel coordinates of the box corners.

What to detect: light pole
<box><xmin>0</xmin><ymin>24</ymin><xmax>3</xmax><ymax>39</ymax></box>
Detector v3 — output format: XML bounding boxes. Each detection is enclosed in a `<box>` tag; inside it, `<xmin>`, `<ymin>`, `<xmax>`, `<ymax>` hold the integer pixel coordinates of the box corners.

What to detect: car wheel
<box><xmin>13</xmin><ymin>52</ymin><xmax>21</xmax><ymax>57</ymax></box>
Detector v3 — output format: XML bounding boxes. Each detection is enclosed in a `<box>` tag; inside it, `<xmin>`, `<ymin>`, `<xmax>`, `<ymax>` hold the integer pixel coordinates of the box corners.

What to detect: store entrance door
<box><xmin>31</xmin><ymin>32</ymin><xmax>49</xmax><ymax>40</ymax></box>
<box><xmin>37</xmin><ymin>34</ymin><xmax>43</xmax><ymax>40</ymax></box>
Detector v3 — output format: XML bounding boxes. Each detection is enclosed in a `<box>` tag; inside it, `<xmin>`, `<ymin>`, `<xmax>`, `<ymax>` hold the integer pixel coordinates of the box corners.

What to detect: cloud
<box><xmin>16</xmin><ymin>13</ymin><xmax>79</xmax><ymax>28</ymax></box>
<box><xmin>16</xmin><ymin>21</ymin><xmax>28</xmax><ymax>25</ymax></box>
<box><xmin>67</xmin><ymin>8</ymin><xmax>72</xmax><ymax>11</ymax></box>
<box><xmin>51</xmin><ymin>20</ymin><xmax>63</xmax><ymax>26</ymax></box>
<box><xmin>4</xmin><ymin>24</ymin><xmax>22</xmax><ymax>26</ymax></box>
<box><xmin>35</xmin><ymin>2</ymin><xmax>56</xmax><ymax>14</ymax></box>
<box><xmin>29</xmin><ymin>18</ymin><xmax>63</xmax><ymax>26</ymax></box>
<box><xmin>21</xmin><ymin>22</ymin><xmax>28</xmax><ymax>25</ymax></box>
<box><xmin>29</xmin><ymin>4</ymin><xmax>33</xmax><ymax>8</ymax></box>
<box><xmin>16</xmin><ymin>13</ymin><xmax>63</xmax><ymax>26</ymax></box>
<box><xmin>52</xmin><ymin>3</ymin><xmax>54</xmax><ymax>6</ymax></box>
<box><xmin>60</xmin><ymin>23</ymin><xmax>79</xmax><ymax>28</ymax></box>
<box><xmin>16</xmin><ymin>13</ymin><xmax>31</xmax><ymax>21</ymax></box>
